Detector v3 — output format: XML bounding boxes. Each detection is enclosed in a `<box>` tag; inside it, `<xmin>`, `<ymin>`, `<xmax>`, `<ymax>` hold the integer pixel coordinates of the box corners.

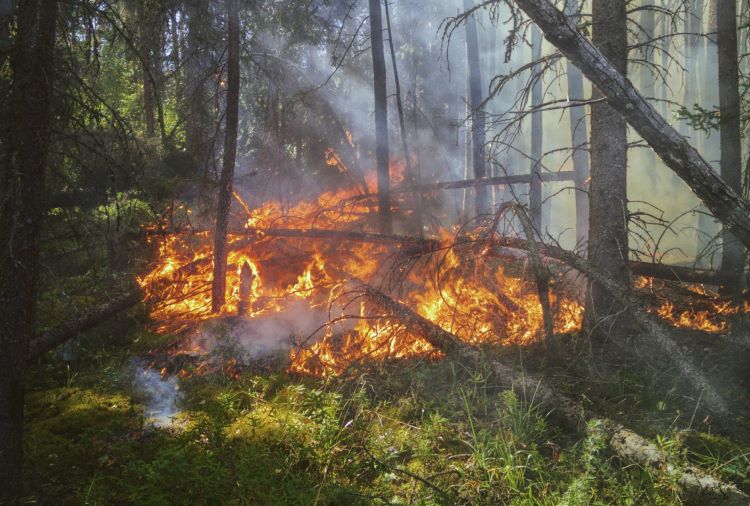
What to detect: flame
<box><xmin>635</xmin><ymin>276</ymin><xmax>748</xmax><ymax>333</ymax></box>
<box><xmin>139</xmin><ymin>152</ymin><xmax>590</xmax><ymax>377</ymax></box>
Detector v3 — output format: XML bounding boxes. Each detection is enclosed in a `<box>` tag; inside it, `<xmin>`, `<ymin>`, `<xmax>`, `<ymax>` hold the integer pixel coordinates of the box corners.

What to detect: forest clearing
<box><xmin>2</xmin><ymin>0</ymin><xmax>750</xmax><ymax>503</ymax></box>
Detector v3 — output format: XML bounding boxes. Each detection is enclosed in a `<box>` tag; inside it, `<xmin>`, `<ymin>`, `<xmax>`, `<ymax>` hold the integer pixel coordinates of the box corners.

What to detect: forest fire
<box><xmin>137</xmin><ymin>155</ymin><xmax>750</xmax><ymax>377</ymax></box>
<box><xmin>137</xmin><ymin>160</ymin><xmax>590</xmax><ymax>376</ymax></box>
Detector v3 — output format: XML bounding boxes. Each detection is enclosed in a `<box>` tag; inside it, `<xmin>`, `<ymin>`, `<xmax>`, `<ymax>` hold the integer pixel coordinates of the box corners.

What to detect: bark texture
<box><xmin>211</xmin><ymin>0</ymin><xmax>240</xmax><ymax>312</ymax></box>
<box><xmin>512</xmin><ymin>0</ymin><xmax>750</xmax><ymax>251</ymax></box>
<box><xmin>717</xmin><ymin>0</ymin><xmax>744</xmax><ymax>291</ymax></box>
<box><xmin>0</xmin><ymin>0</ymin><xmax>57</xmax><ymax>497</ymax></box>
<box><xmin>585</xmin><ymin>0</ymin><xmax>631</xmax><ymax>336</ymax></box>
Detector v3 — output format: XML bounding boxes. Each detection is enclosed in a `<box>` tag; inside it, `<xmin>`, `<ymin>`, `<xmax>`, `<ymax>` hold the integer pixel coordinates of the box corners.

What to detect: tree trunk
<box><xmin>585</xmin><ymin>0</ymin><xmax>631</xmax><ymax>336</ymax></box>
<box><xmin>510</xmin><ymin>0</ymin><xmax>750</xmax><ymax>255</ymax></box>
<box><xmin>184</xmin><ymin>0</ymin><xmax>212</xmax><ymax>175</ymax></box>
<box><xmin>211</xmin><ymin>0</ymin><xmax>240</xmax><ymax>312</ymax></box>
<box><xmin>464</xmin><ymin>0</ymin><xmax>489</xmax><ymax>216</ymax></box>
<box><xmin>717</xmin><ymin>0</ymin><xmax>744</xmax><ymax>292</ymax></box>
<box><xmin>383</xmin><ymin>0</ymin><xmax>423</xmax><ymax>234</ymax></box>
<box><xmin>529</xmin><ymin>24</ymin><xmax>543</xmax><ymax>231</ymax></box>
<box><xmin>563</xmin><ymin>0</ymin><xmax>590</xmax><ymax>247</ymax></box>
<box><xmin>369</xmin><ymin>0</ymin><xmax>392</xmax><ymax>234</ymax></box>
<box><xmin>0</xmin><ymin>0</ymin><xmax>57</xmax><ymax>498</ymax></box>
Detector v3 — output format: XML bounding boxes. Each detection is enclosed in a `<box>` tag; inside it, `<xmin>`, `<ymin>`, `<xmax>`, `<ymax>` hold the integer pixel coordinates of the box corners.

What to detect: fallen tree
<box><xmin>482</xmin><ymin>231</ymin><xmax>731</xmax><ymax>418</ymax></box>
<box><xmin>355</xmin><ymin>278</ymin><xmax>748</xmax><ymax>505</ymax></box>
<box><xmin>510</xmin><ymin>0</ymin><xmax>750</xmax><ymax>250</ymax></box>
<box><xmin>26</xmin><ymin>288</ymin><xmax>142</xmax><ymax>363</ymax></box>
<box><xmin>390</xmin><ymin>171</ymin><xmax>575</xmax><ymax>194</ymax></box>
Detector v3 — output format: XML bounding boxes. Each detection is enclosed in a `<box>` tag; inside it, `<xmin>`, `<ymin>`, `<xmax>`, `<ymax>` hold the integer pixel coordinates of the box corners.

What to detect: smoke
<box><xmin>230</xmin><ymin>0</ymin><xmax>727</xmax><ymax>264</ymax></box>
<box><xmin>186</xmin><ymin>298</ymin><xmax>357</xmax><ymax>363</ymax></box>
<box><xmin>131</xmin><ymin>358</ymin><xmax>183</xmax><ymax>428</ymax></box>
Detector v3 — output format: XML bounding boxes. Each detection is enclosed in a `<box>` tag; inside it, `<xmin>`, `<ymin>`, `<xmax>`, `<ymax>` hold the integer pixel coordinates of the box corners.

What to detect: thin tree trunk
<box><xmin>513</xmin><ymin>0</ymin><xmax>750</xmax><ymax>251</ymax></box>
<box><xmin>369</xmin><ymin>0</ymin><xmax>392</xmax><ymax>234</ymax></box>
<box><xmin>529</xmin><ymin>24</ymin><xmax>543</xmax><ymax>231</ymax></box>
<box><xmin>585</xmin><ymin>0</ymin><xmax>631</xmax><ymax>336</ymax></box>
<box><xmin>464</xmin><ymin>0</ymin><xmax>488</xmax><ymax>216</ymax></box>
<box><xmin>383</xmin><ymin>0</ymin><xmax>423</xmax><ymax>234</ymax></box>
<box><xmin>211</xmin><ymin>0</ymin><xmax>240</xmax><ymax>312</ymax></box>
<box><xmin>563</xmin><ymin>0</ymin><xmax>590</xmax><ymax>247</ymax></box>
<box><xmin>717</xmin><ymin>0</ymin><xmax>744</xmax><ymax>292</ymax></box>
<box><xmin>0</xmin><ymin>0</ymin><xmax>57</xmax><ymax>498</ymax></box>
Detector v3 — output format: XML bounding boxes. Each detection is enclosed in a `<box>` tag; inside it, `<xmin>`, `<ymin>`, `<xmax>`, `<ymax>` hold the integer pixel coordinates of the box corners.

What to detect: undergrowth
<box><xmin>18</xmin><ymin>325</ymin><xmax>750</xmax><ymax>505</ymax></box>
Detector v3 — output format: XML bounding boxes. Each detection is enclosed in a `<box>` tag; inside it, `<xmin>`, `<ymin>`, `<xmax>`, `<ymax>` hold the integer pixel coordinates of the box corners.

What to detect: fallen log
<box><xmin>629</xmin><ymin>261</ymin><xmax>735</xmax><ymax>286</ymax></box>
<box><xmin>485</xmin><ymin>234</ymin><xmax>731</xmax><ymax>419</ymax></box>
<box><xmin>356</xmin><ymin>280</ymin><xmax>747</xmax><ymax>504</ymax></box>
<box><xmin>389</xmin><ymin>171</ymin><xmax>576</xmax><ymax>194</ymax></box>
<box><xmin>27</xmin><ymin>288</ymin><xmax>142</xmax><ymax>363</ymax></box>
<box><xmin>512</xmin><ymin>0</ymin><xmax>750</xmax><ymax>250</ymax></box>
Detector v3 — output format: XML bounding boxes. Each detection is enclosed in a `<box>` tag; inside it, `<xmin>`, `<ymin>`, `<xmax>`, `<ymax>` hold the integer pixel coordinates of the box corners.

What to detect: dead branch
<box><xmin>390</xmin><ymin>171</ymin><xmax>575</xmax><ymax>194</ymax></box>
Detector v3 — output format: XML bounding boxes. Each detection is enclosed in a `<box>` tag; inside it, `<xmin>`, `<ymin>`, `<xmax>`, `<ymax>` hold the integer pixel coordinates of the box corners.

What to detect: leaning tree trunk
<box><xmin>0</xmin><ymin>0</ymin><xmax>57</xmax><ymax>498</ymax></box>
<box><xmin>512</xmin><ymin>0</ymin><xmax>750</xmax><ymax>252</ymax></box>
<box><xmin>585</xmin><ymin>0</ymin><xmax>631</xmax><ymax>337</ymax></box>
<box><xmin>464</xmin><ymin>0</ymin><xmax>489</xmax><ymax>216</ymax></box>
<box><xmin>563</xmin><ymin>0</ymin><xmax>590</xmax><ymax>247</ymax></box>
<box><xmin>369</xmin><ymin>0</ymin><xmax>392</xmax><ymax>234</ymax></box>
<box><xmin>717</xmin><ymin>0</ymin><xmax>744</xmax><ymax>292</ymax></box>
<box><xmin>211</xmin><ymin>0</ymin><xmax>240</xmax><ymax>312</ymax></box>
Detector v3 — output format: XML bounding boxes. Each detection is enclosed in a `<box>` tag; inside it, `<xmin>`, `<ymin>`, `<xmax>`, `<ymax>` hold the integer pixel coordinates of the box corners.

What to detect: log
<box><xmin>629</xmin><ymin>261</ymin><xmax>736</xmax><ymax>286</ymax></box>
<box><xmin>487</xmin><ymin>234</ymin><xmax>731</xmax><ymax>419</ymax></box>
<box><xmin>26</xmin><ymin>288</ymin><xmax>142</xmax><ymax>363</ymax></box>
<box><xmin>356</xmin><ymin>279</ymin><xmax>747</xmax><ymax>504</ymax></box>
<box><xmin>390</xmin><ymin>171</ymin><xmax>576</xmax><ymax>194</ymax></box>
<box><xmin>512</xmin><ymin>0</ymin><xmax>750</xmax><ymax>250</ymax></box>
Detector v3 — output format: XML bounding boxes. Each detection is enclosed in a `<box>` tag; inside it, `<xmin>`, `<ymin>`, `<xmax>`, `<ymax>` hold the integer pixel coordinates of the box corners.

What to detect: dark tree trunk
<box><xmin>463</xmin><ymin>0</ymin><xmax>488</xmax><ymax>216</ymax></box>
<box><xmin>585</xmin><ymin>0</ymin><xmax>631</xmax><ymax>335</ymax></box>
<box><xmin>563</xmin><ymin>0</ymin><xmax>590</xmax><ymax>246</ymax></box>
<box><xmin>0</xmin><ymin>0</ymin><xmax>57</xmax><ymax>498</ymax></box>
<box><xmin>529</xmin><ymin>24</ymin><xmax>543</xmax><ymax>231</ymax></box>
<box><xmin>184</xmin><ymin>0</ymin><xmax>212</xmax><ymax>175</ymax></box>
<box><xmin>369</xmin><ymin>0</ymin><xmax>392</xmax><ymax>234</ymax></box>
<box><xmin>211</xmin><ymin>0</ymin><xmax>240</xmax><ymax>312</ymax></box>
<box><xmin>717</xmin><ymin>0</ymin><xmax>744</xmax><ymax>291</ymax></box>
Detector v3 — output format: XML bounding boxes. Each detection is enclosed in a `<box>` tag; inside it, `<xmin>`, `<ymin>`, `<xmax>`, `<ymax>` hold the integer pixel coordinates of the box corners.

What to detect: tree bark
<box><xmin>585</xmin><ymin>0</ymin><xmax>631</xmax><ymax>336</ymax></box>
<box><xmin>369</xmin><ymin>0</ymin><xmax>392</xmax><ymax>234</ymax></box>
<box><xmin>563</xmin><ymin>0</ymin><xmax>590</xmax><ymax>247</ymax></box>
<box><xmin>211</xmin><ymin>0</ymin><xmax>240</xmax><ymax>312</ymax></box>
<box><xmin>717</xmin><ymin>0</ymin><xmax>744</xmax><ymax>292</ymax></box>
<box><xmin>463</xmin><ymin>0</ymin><xmax>489</xmax><ymax>216</ymax></box>
<box><xmin>0</xmin><ymin>0</ymin><xmax>57</xmax><ymax>497</ymax></box>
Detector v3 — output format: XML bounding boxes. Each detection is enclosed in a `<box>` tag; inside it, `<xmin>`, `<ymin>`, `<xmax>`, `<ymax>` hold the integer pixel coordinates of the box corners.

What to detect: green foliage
<box><xmin>676</xmin><ymin>103</ymin><xmax>721</xmax><ymax>133</ymax></box>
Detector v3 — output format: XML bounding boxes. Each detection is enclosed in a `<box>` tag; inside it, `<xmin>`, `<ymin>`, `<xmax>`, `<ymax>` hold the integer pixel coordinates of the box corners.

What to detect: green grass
<box><xmin>18</xmin><ymin>326</ymin><xmax>750</xmax><ymax>505</ymax></box>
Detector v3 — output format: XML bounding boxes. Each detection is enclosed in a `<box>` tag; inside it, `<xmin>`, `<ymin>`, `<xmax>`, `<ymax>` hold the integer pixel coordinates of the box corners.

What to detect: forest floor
<box><xmin>19</xmin><ymin>304</ymin><xmax>750</xmax><ymax>505</ymax></box>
